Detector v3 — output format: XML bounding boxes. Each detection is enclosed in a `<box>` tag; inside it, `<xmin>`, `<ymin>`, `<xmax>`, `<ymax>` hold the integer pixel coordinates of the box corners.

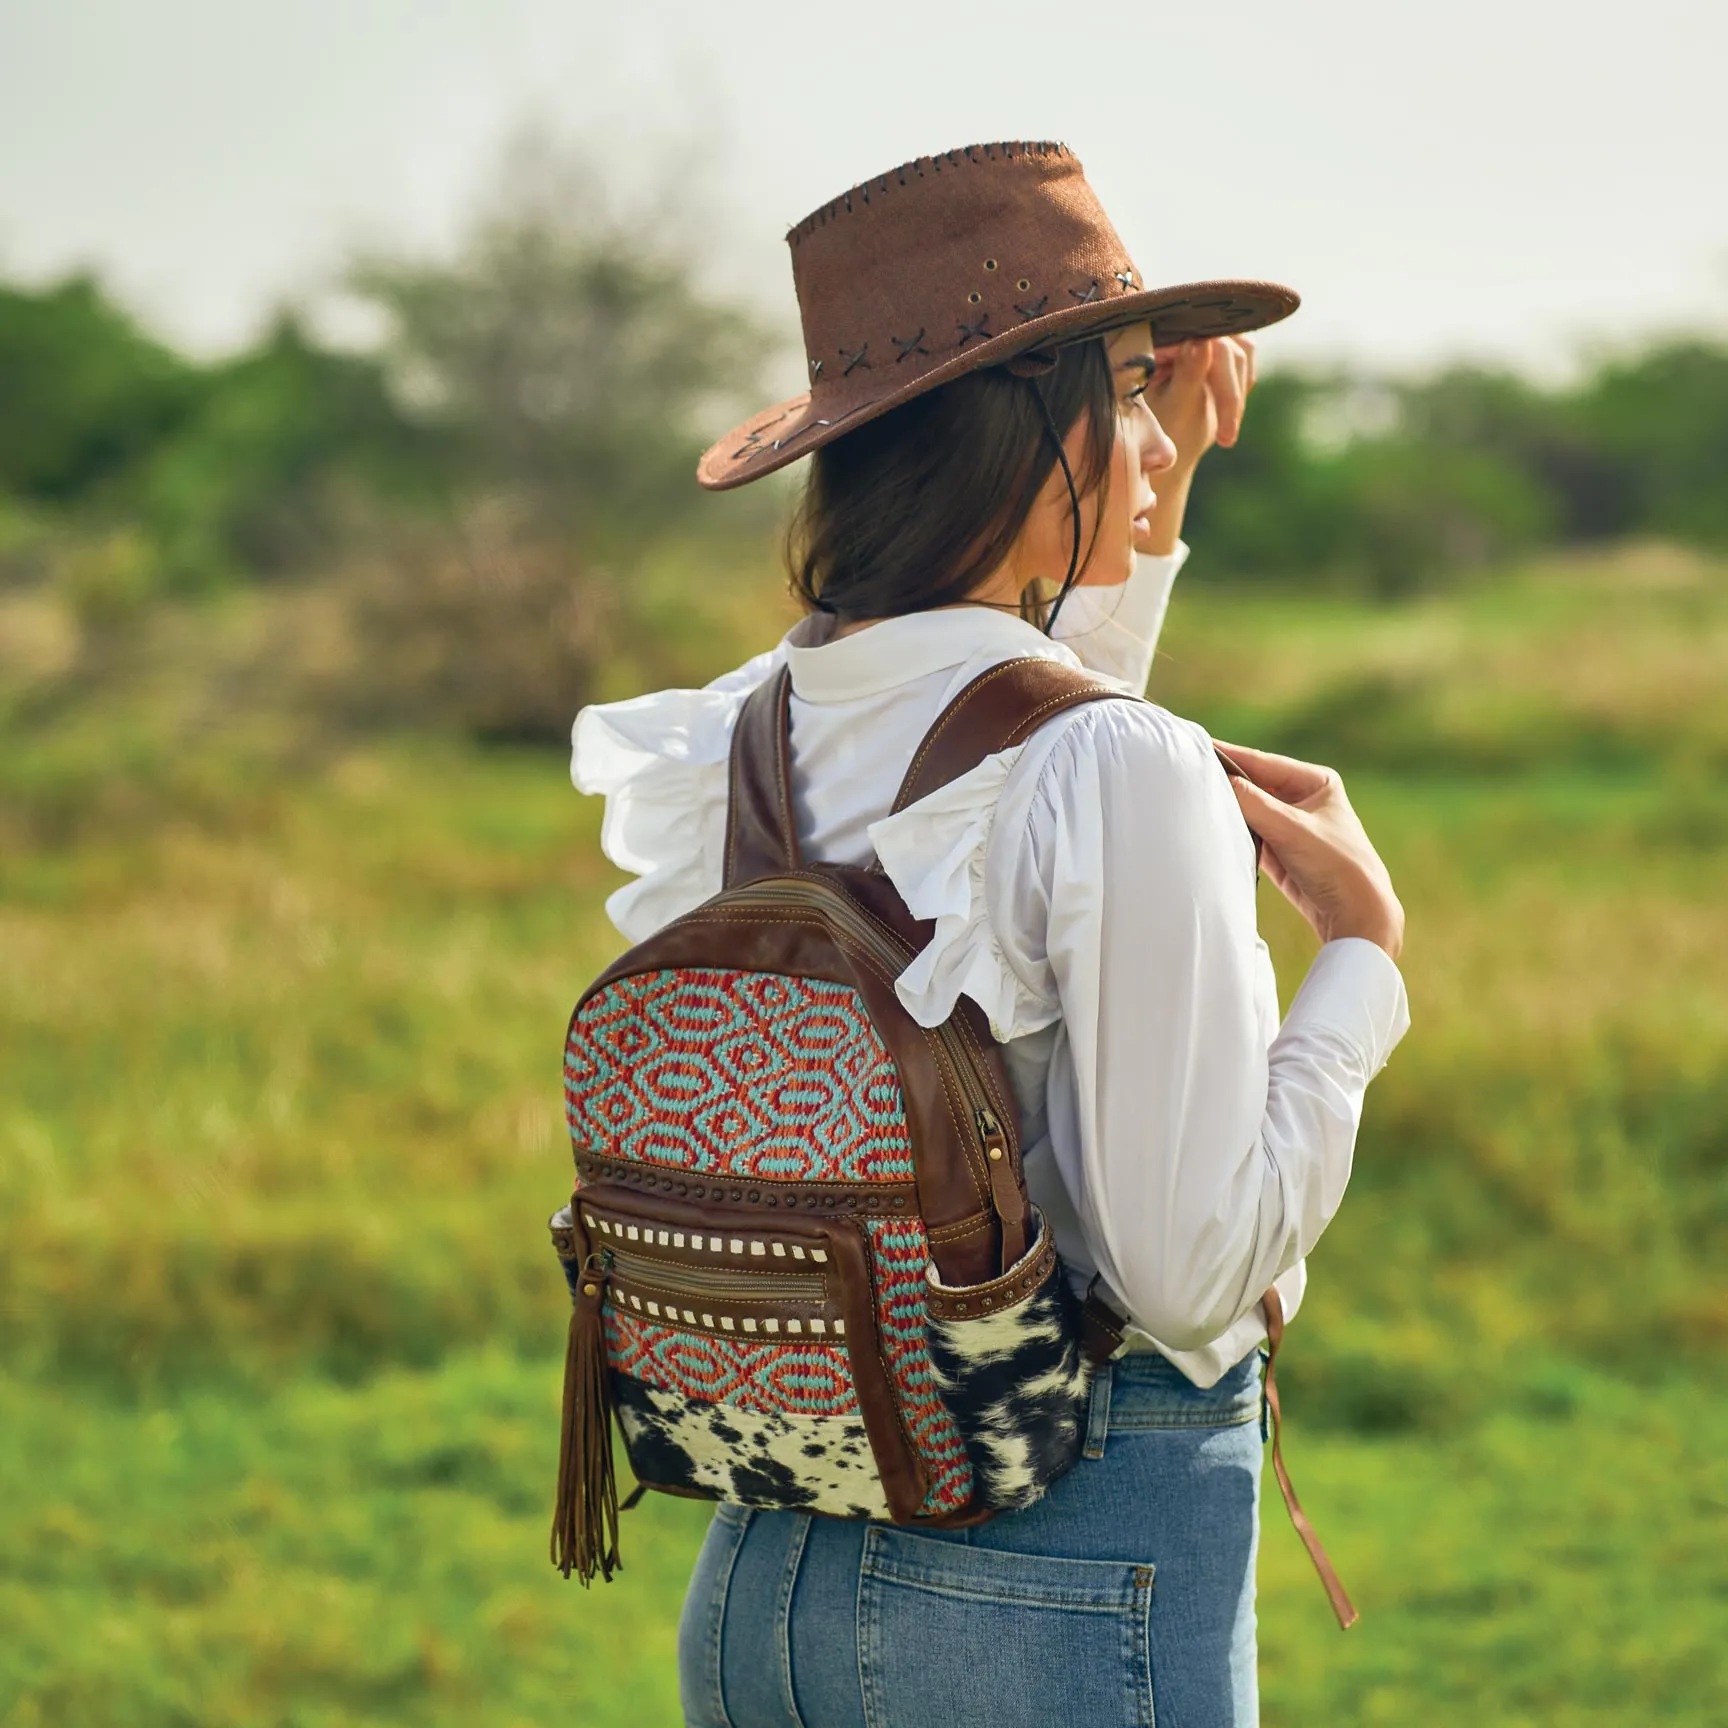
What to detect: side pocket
<box><xmin>858</xmin><ymin>1526</ymin><xmax>1155</xmax><ymax>1728</ymax></box>
<box><xmin>924</xmin><ymin>1211</ymin><xmax>1091</xmax><ymax>1512</ymax></box>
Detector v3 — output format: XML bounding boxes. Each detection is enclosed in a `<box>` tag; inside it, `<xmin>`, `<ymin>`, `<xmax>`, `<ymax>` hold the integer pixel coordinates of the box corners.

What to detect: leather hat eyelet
<box><xmin>984</xmin><ymin>259</ymin><xmax>998</xmax><ymax>270</ymax></box>
<box><xmin>1017</xmin><ymin>278</ymin><xmax>1031</xmax><ymax>291</ymax></box>
<box><xmin>967</xmin><ymin>291</ymin><xmax>982</xmax><ymax>304</ymax></box>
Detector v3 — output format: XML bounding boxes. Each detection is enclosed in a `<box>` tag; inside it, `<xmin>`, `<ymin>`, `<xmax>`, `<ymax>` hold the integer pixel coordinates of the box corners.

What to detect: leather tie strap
<box><xmin>1262</xmin><ymin>1283</ymin><xmax>1359</xmax><ymax>1630</ymax></box>
<box><xmin>1083</xmin><ymin>1282</ymin><xmax>1357</xmax><ymax>1629</ymax></box>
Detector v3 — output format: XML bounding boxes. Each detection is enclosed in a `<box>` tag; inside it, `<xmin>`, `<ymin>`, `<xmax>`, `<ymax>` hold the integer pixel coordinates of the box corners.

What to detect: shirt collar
<box><xmin>784</xmin><ymin>604</ymin><xmax>1057</xmax><ymax>704</ymax></box>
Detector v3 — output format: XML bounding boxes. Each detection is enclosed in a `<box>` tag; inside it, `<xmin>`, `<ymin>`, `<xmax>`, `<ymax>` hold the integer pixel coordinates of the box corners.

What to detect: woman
<box><xmin>573</xmin><ymin>141</ymin><xmax>1409</xmax><ymax>1728</ymax></box>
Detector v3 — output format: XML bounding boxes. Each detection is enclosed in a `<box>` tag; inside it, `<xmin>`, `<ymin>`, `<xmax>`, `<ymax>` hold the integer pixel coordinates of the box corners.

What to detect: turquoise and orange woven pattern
<box><xmin>867</xmin><ymin>1218</ymin><xmax>974</xmax><ymax>1514</ymax></box>
<box><xmin>566</xmin><ymin>965</ymin><xmax>977</xmax><ymax>1514</ymax></box>
<box><xmin>565</xmin><ymin>969</ymin><xmax>914</xmax><ymax>1181</ymax></box>
<box><xmin>605</xmin><ymin>1308</ymin><xmax>861</xmax><ymax>1417</ymax></box>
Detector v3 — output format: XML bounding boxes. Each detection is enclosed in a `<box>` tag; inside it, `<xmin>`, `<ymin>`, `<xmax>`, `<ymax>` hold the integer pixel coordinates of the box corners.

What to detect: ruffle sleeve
<box><xmin>867</xmin><ymin>715</ymin><xmax>1080</xmax><ymax>1044</ymax></box>
<box><xmin>571</xmin><ymin>648</ymin><xmax>783</xmax><ymax>943</ymax></box>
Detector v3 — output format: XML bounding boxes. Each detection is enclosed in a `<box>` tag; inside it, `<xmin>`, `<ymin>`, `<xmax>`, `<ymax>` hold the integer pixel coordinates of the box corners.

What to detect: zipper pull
<box><xmin>975</xmin><ymin>1106</ymin><xmax>1006</xmax><ymax>1161</ymax></box>
<box><xmin>975</xmin><ymin>1107</ymin><xmax>1028</xmax><ymax>1272</ymax></box>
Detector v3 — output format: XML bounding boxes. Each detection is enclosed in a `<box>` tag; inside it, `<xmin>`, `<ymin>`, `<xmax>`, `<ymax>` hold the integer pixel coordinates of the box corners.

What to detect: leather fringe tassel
<box><xmin>551</xmin><ymin>1258</ymin><xmax>621</xmax><ymax>1584</ymax></box>
<box><xmin>1262</xmin><ymin>1284</ymin><xmax>1359</xmax><ymax>1629</ymax></box>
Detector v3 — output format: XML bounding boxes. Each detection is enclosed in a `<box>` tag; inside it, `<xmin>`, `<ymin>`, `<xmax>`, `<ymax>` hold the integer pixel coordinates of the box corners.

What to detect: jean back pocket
<box><xmin>858</xmin><ymin>1525</ymin><xmax>1154</xmax><ymax>1728</ymax></box>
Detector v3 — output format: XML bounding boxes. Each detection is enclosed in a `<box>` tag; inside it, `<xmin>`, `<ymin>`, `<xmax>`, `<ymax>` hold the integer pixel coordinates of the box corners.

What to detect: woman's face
<box><xmin>1012</xmin><ymin>322</ymin><xmax>1178</xmax><ymax>592</ymax></box>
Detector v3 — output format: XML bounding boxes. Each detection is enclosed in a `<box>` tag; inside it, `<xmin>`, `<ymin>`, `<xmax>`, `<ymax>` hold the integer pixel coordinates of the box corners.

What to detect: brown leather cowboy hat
<box><xmin>698</xmin><ymin>139</ymin><xmax>1298</xmax><ymax>491</ymax></box>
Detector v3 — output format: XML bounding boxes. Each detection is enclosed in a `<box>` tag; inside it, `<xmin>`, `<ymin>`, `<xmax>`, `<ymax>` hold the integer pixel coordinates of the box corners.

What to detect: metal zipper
<box><xmin>607</xmin><ymin>1245</ymin><xmax>826</xmax><ymax>1305</ymax></box>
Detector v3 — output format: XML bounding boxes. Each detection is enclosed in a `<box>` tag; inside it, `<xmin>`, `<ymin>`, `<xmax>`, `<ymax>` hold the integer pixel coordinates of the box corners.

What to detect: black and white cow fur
<box><xmin>924</xmin><ymin>1249</ymin><xmax>1092</xmax><ymax>1511</ymax></box>
<box><xmin>613</xmin><ymin>1375</ymin><xmax>890</xmax><ymax>1519</ymax></box>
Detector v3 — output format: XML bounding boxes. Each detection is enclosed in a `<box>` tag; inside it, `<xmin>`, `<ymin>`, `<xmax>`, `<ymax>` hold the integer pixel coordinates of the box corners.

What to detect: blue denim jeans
<box><xmin>678</xmin><ymin>1347</ymin><xmax>1266</xmax><ymax>1728</ymax></box>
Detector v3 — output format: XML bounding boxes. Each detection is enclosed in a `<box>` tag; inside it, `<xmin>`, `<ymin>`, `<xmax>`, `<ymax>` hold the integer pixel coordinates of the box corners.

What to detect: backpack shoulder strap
<box><xmin>725</xmin><ymin>656</ymin><xmax>1262</xmax><ymax>887</ymax></box>
<box><xmin>723</xmin><ymin>665</ymin><xmax>801</xmax><ymax>888</ymax></box>
<box><xmin>890</xmin><ymin>654</ymin><xmax>1264</xmax><ymax>864</ymax></box>
<box><xmin>889</xmin><ymin>657</ymin><xmax>1127</xmax><ymax>816</ymax></box>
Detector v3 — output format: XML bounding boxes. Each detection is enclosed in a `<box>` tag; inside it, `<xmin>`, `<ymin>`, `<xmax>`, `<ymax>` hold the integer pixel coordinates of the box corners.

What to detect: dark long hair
<box><xmin>786</xmin><ymin>337</ymin><xmax>1115</xmax><ymax>625</ymax></box>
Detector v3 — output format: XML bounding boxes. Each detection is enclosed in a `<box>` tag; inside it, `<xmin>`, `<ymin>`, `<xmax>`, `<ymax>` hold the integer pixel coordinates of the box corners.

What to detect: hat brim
<box><xmin>697</xmin><ymin>278</ymin><xmax>1298</xmax><ymax>491</ymax></box>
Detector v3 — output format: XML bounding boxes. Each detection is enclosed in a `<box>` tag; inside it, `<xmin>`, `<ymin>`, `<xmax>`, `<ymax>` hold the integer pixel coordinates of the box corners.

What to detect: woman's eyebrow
<box><xmin>1114</xmin><ymin>353</ymin><xmax>1157</xmax><ymax>377</ymax></box>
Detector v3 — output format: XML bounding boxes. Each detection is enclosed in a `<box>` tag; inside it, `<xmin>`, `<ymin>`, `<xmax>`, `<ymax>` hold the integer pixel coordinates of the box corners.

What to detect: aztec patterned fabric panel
<box><xmin>565</xmin><ymin>968</ymin><xmax>914</xmax><ymax>1182</ymax></box>
<box><xmin>866</xmin><ymin>1219</ymin><xmax>974</xmax><ymax>1515</ymax></box>
<box><xmin>604</xmin><ymin>1309</ymin><xmax>861</xmax><ymax>1417</ymax></box>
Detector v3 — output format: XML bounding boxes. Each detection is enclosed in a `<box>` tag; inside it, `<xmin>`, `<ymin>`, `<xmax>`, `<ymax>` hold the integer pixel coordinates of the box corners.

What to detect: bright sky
<box><xmin>1</xmin><ymin>0</ymin><xmax>1722</xmax><ymax>376</ymax></box>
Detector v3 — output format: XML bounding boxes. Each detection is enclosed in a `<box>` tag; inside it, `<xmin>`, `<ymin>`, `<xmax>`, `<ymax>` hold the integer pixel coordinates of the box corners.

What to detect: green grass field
<box><xmin>3</xmin><ymin>544</ymin><xmax>1725</xmax><ymax>1724</ymax></box>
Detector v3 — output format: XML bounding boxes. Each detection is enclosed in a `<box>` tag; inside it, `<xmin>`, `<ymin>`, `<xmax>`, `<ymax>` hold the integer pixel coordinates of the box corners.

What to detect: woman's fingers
<box><xmin>1223</xmin><ymin>744</ymin><xmax>1406</xmax><ymax>959</ymax></box>
<box><xmin>1210</xmin><ymin>336</ymin><xmax>1254</xmax><ymax>447</ymax></box>
<box><xmin>1227</xmin><ymin>774</ymin><xmax>1311</xmax><ymax>843</ymax></box>
<box><xmin>1212</xmin><ymin>739</ymin><xmax>1334</xmax><ymax>804</ymax></box>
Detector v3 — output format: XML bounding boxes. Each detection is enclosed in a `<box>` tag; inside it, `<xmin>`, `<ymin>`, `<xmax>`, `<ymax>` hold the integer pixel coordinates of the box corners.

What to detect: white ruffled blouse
<box><xmin>572</xmin><ymin>547</ymin><xmax>1411</xmax><ymax>1387</ymax></box>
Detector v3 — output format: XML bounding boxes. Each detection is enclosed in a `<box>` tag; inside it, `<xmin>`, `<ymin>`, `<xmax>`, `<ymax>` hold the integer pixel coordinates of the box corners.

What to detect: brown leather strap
<box><xmin>723</xmin><ymin>667</ymin><xmax>801</xmax><ymax>887</ymax></box>
<box><xmin>1079</xmin><ymin>1286</ymin><xmax>1127</xmax><ymax>1368</ymax></box>
<box><xmin>1081</xmin><ymin>1281</ymin><xmax>1357</xmax><ymax>1628</ymax></box>
<box><xmin>889</xmin><ymin>657</ymin><xmax>1122</xmax><ymax>816</ymax></box>
<box><xmin>725</xmin><ymin>656</ymin><xmax>1260</xmax><ymax>883</ymax></box>
<box><xmin>886</xmin><ymin>657</ymin><xmax>1265</xmax><ymax>874</ymax></box>
<box><xmin>1262</xmin><ymin>1284</ymin><xmax>1359</xmax><ymax>1629</ymax></box>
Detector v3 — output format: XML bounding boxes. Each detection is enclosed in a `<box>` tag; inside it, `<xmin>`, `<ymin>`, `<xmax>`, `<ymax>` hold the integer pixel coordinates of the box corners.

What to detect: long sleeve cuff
<box><xmin>1279</xmin><ymin>937</ymin><xmax>1411</xmax><ymax>1081</ymax></box>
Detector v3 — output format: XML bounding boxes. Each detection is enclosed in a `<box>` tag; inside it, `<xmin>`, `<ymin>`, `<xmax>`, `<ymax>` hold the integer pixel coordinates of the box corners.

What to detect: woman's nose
<box><xmin>1141</xmin><ymin>415</ymin><xmax>1179</xmax><ymax>475</ymax></box>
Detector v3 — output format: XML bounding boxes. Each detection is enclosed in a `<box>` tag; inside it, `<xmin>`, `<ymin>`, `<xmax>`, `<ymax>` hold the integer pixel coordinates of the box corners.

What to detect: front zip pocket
<box><xmin>560</xmin><ymin>1183</ymin><xmax>932</xmax><ymax>1522</ymax></box>
<box><xmin>575</xmin><ymin>1194</ymin><xmax>851</xmax><ymax>1340</ymax></box>
<box><xmin>608</xmin><ymin>1246</ymin><xmax>826</xmax><ymax>1306</ymax></box>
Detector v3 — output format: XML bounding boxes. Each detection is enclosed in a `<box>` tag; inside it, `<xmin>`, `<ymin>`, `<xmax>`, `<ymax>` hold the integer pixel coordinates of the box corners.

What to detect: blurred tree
<box><xmin>1568</xmin><ymin>339</ymin><xmax>1728</xmax><ymax>547</ymax></box>
<box><xmin>0</xmin><ymin>275</ymin><xmax>198</xmax><ymax>502</ymax></box>
<box><xmin>346</xmin><ymin>139</ymin><xmax>778</xmax><ymax>560</ymax></box>
<box><xmin>131</xmin><ymin>312</ymin><xmax>446</xmax><ymax>590</ymax></box>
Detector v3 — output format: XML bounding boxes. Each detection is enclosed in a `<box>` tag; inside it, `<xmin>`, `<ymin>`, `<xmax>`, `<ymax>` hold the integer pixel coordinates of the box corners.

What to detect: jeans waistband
<box><xmin>1081</xmin><ymin>1347</ymin><xmax>1264</xmax><ymax>1456</ymax></box>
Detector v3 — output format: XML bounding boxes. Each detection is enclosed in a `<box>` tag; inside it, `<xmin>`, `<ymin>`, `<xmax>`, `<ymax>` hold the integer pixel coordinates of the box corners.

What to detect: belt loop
<box><xmin>1082</xmin><ymin>1361</ymin><xmax>1113</xmax><ymax>1459</ymax></box>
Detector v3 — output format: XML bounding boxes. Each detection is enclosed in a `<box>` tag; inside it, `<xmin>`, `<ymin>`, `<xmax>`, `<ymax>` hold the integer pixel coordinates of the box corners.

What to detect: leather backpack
<box><xmin>548</xmin><ymin>654</ymin><xmax>1357</xmax><ymax>1629</ymax></box>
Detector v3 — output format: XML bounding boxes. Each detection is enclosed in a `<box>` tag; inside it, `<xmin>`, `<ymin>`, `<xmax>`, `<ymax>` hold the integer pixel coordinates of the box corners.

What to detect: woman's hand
<box><xmin>1133</xmin><ymin>335</ymin><xmax>1256</xmax><ymax>556</ymax></box>
<box><xmin>1213</xmin><ymin>740</ymin><xmax>1406</xmax><ymax>962</ymax></box>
